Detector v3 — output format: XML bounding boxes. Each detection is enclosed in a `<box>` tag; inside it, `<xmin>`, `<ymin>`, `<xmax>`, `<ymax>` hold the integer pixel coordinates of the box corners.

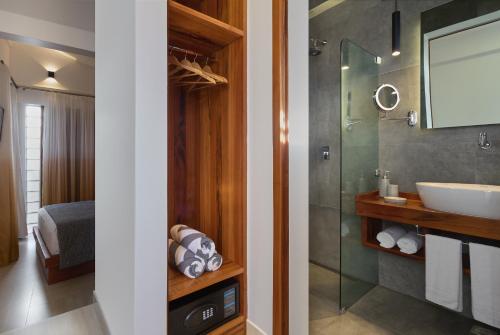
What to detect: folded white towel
<box><xmin>376</xmin><ymin>225</ymin><xmax>407</xmax><ymax>249</ymax></box>
<box><xmin>425</xmin><ymin>235</ymin><xmax>463</xmax><ymax>312</ymax></box>
<box><xmin>470</xmin><ymin>243</ymin><xmax>500</xmax><ymax>328</ymax></box>
<box><xmin>397</xmin><ymin>231</ymin><xmax>423</xmax><ymax>255</ymax></box>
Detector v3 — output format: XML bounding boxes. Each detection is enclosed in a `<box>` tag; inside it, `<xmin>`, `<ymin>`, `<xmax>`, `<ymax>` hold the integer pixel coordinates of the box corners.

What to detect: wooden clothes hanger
<box><xmin>167</xmin><ymin>47</ymin><xmax>228</xmax><ymax>90</ymax></box>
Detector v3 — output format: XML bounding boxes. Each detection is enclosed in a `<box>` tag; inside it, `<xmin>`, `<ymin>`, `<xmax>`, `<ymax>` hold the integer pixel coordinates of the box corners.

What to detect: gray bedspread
<box><xmin>44</xmin><ymin>201</ymin><xmax>95</xmax><ymax>269</ymax></box>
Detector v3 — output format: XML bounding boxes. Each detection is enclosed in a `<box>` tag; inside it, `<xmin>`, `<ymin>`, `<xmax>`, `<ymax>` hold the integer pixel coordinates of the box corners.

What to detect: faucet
<box><xmin>479</xmin><ymin>131</ymin><xmax>491</xmax><ymax>150</ymax></box>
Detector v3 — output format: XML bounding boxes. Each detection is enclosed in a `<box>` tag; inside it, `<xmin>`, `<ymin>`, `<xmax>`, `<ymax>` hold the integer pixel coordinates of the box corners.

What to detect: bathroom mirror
<box><xmin>373</xmin><ymin>84</ymin><xmax>400</xmax><ymax>112</ymax></box>
<box><xmin>421</xmin><ymin>1</ymin><xmax>500</xmax><ymax>129</ymax></box>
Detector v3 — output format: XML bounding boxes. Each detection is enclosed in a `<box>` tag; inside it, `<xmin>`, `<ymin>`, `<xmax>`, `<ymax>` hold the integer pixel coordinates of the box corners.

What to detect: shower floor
<box><xmin>309</xmin><ymin>263</ymin><xmax>498</xmax><ymax>335</ymax></box>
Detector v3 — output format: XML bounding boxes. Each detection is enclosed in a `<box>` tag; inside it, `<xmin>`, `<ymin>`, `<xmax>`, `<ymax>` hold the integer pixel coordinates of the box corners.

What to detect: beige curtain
<box><xmin>0</xmin><ymin>65</ymin><xmax>19</xmax><ymax>266</ymax></box>
<box><xmin>41</xmin><ymin>93</ymin><xmax>95</xmax><ymax>206</ymax></box>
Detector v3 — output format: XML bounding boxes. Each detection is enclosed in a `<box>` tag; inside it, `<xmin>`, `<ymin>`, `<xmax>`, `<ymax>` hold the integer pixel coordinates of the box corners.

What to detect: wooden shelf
<box><xmin>356</xmin><ymin>191</ymin><xmax>500</xmax><ymax>240</ymax></box>
<box><xmin>168</xmin><ymin>260</ymin><xmax>244</xmax><ymax>302</ymax></box>
<box><xmin>168</xmin><ymin>0</ymin><xmax>244</xmax><ymax>54</ymax></box>
<box><xmin>362</xmin><ymin>226</ymin><xmax>426</xmax><ymax>262</ymax></box>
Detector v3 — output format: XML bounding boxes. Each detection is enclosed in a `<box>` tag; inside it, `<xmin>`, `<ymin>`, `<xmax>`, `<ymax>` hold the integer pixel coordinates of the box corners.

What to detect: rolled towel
<box><xmin>376</xmin><ymin>225</ymin><xmax>407</xmax><ymax>249</ymax></box>
<box><xmin>171</xmin><ymin>225</ymin><xmax>216</xmax><ymax>261</ymax></box>
<box><xmin>206</xmin><ymin>253</ymin><xmax>223</xmax><ymax>272</ymax></box>
<box><xmin>168</xmin><ymin>239</ymin><xmax>205</xmax><ymax>279</ymax></box>
<box><xmin>397</xmin><ymin>231</ymin><xmax>423</xmax><ymax>254</ymax></box>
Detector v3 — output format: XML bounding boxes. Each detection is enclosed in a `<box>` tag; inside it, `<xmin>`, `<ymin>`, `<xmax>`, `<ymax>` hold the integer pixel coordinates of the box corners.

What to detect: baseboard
<box><xmin>246</xmin><ymin>319</ymin><xmax>267</xmax><ymax>335</ymax></box>
<box><xmin>93</xmin><ymin>291</ymin><xmax>111</xmax><ymax>335</ymax></box>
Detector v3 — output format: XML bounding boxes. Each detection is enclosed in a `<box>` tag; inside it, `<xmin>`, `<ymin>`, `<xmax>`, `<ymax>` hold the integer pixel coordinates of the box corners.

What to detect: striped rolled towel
<box><xmin>170</xmin><ymin>225</ymin><xmax>216</xmax><ymax>261</ymax></box>
<box><xmin>168</xmin><ymin>239</ymin><xmax>205</xmax><ymax>279</ymax></box>
<box><xmin>206</xmin><ymin>253</ymin><xmax>223</xmax><ymax>272</ymax></box>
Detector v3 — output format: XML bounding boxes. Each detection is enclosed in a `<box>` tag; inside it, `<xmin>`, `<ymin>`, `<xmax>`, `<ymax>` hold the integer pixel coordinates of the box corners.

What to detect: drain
<box><xmin>470</xmin><ymin>325</ymin><xmax>498</xmax><ymax>335</ymax></box>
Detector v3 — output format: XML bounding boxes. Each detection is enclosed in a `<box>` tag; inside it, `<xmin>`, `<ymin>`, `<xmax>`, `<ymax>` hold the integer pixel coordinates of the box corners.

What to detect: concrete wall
<box><xmin>309</xmin><ymin>0</ymin><xmax>500</xmax><ymax>319</ymax></box>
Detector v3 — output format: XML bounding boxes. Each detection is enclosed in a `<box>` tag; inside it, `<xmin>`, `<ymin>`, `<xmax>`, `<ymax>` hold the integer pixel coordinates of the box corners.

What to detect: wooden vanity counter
<box><xmin>356</xmin><ymin>191</ymin><xmax>500</xmax><ymax>273</ymax></box>
<box><xmin>356</xmin><ymin>191</ymin><xmax>500</xmax><ymax>241</ymax></box>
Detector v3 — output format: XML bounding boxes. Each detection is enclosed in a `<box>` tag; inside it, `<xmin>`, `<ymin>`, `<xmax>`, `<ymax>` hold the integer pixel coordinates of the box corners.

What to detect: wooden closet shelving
<box><xmin>168</xmin><ymin>0</ymin><xmax>244</xmax><ymax>54</ymax></box>
<box><xmin>167</xmin><ymin>0</ymin><xmax>246</xmax><ymax>333</ymax></box>
<box><xmin>167</xmin><ymin>261</ymin><xmax>244</xmax><ymax>302</ymax></box>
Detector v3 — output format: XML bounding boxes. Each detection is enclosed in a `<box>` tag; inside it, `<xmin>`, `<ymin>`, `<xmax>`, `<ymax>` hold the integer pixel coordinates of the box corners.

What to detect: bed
<box><xmin>34</xmin><ymin>201</ymin><xmax>95</xmax><ymax>285</ymax></box>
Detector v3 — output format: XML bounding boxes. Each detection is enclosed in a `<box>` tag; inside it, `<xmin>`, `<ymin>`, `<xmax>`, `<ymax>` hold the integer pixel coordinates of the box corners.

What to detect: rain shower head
<box><xmin>310</xmin><ymin>38</ymin><xmax>327</xmax><ymax>56</ymax></box>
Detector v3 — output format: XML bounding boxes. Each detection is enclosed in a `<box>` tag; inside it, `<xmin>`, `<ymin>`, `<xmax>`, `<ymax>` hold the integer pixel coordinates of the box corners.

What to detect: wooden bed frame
<box><xmin>33</xmin><ymin>226</ymin><xmax>95</xmax><ymax>285</ymax></box>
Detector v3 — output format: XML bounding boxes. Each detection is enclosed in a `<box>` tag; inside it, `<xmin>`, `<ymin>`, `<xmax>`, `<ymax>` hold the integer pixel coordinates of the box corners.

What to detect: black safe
<box><xmin>168</xmin><ymin>279</ymin><xmax>240</xmax><ymax>335</ymax></box>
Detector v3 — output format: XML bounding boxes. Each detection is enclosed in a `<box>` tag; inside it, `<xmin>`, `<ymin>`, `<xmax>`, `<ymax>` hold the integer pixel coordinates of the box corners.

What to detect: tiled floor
<box><xmin>0</xmin><ymin>235</ymin><xmax>95</xmax><ymax>333</ymax></box>
<box><xmin>309</xmin><ymin>263</ymin><xmax>498</xmax><ymax>335</ymax></box>
<box><xmin>1</xmin><ymin>304</ymin><xmax>107</xmax><ymax>335</ymax></box>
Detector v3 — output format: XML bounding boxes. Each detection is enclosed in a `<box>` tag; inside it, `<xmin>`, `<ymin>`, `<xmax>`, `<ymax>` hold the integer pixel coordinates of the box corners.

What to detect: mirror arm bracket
<box><xmin>380</xmin><ymin>110</ymin><xmax>418</xmax><ymax>127</ymax></box>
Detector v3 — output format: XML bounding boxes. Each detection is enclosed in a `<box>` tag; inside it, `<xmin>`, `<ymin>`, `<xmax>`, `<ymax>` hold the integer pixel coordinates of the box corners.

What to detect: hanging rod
<box><xmin>168</xmin><ymin>45</ymin><xmax>215</xmax><ymax>62</ymax></box>
<box><xmin>415</xmin><ymin>225</ymin><xmax>469</xmax><ymax>246</ymax></box>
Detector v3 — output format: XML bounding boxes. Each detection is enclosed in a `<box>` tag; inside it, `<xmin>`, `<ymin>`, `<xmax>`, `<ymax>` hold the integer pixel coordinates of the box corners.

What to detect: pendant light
<box><xmin>392</xmin><ymin>0</ymin><xmax>401</xmax><ymax>56</ymax></box>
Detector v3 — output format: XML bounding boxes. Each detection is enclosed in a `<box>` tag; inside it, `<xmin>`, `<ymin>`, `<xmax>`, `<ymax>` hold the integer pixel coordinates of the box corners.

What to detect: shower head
<box><xmin>310</xmin><ymin>38</ymin><xmax>327</xmax><ymax>56</ymax></box>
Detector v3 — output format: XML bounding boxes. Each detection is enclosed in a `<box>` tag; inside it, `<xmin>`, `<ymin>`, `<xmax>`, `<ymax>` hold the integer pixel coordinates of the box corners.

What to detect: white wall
<box><xmin>0</xmin><ymin>40</ymin><xmax>10</xmax><ymax>65</ymax></box>
<box><xmin>288</xmin><ymin>0</ymin><xmax>309</xmax><ymax>334</ymax></box>
<box><xmin>247</xmin><ymin>0</ymin><xmax>274</xmax><ymax>334</ymax></box>
<box><xmin>95</xmin><ymin>0</ymin><xmax>167</xmax><ymax>334</ymax></box>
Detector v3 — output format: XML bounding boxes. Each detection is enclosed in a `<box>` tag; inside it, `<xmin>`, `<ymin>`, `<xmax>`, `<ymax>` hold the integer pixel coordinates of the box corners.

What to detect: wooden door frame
<box><xmin>273</xmin><ymin>0</ymin><xmax>289</xmax><ymax>334</ymax></box>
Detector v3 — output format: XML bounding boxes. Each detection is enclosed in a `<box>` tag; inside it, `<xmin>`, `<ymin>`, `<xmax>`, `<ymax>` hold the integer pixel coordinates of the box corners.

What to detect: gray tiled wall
<box><xmin>309</xmin><ymin>0</ymin><xmax>500</xmax><ymax>316</ymax></box>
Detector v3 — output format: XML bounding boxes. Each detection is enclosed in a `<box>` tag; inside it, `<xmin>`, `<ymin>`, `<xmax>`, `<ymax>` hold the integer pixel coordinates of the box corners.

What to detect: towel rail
<box><xmin>416</xmin><ymin>225</ymin><xmax>470</xmax><ymax>246</ymax></box>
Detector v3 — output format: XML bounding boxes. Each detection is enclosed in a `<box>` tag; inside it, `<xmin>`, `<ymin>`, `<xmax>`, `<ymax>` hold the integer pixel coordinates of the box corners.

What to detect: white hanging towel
<box><xmin>469</xmin><ymin>243</ymin><xmax>500</xmax><ymax>328</ymax></box>
<box><xmin>425</xmin><ymin>235</ymin><xmax>463</xmax><ymax>312</ymax></box>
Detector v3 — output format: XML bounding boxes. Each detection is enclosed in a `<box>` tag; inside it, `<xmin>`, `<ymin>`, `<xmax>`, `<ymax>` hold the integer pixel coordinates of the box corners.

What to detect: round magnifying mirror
<box><xmin>373</xmin><ymin>84</ymin><xmax>400</xmax><ymax>112</ymax></box>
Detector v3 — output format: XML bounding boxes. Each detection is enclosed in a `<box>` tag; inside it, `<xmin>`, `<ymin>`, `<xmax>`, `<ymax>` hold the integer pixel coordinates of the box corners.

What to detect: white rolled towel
<box><xmin>168</xmin><ymin>239</ymin><xmax>205</xmax><ymax>279</ymax></box>
<box><xmin>206</xmin><ymin>253</ymin><xmax>223</xmax><ymax>272</ymax></box>
<box><xmin>397</xmin><ymin>231</ymin><xmax>423</xmax><ymax>254</ymax></box>
<box><xmin>376</xmin><ymin>225</ymin><xmax>407</xmax><ymax>249</ymax></box>
<box><xmin>170</xmin><ymin>224</ymin><xmax>216</xmax><ymax>261</ymax></box>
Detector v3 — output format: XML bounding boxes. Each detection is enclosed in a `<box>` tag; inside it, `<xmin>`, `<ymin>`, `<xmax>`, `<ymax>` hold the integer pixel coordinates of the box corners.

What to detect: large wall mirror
<box><xmin>421</xmin><ymin>0</ymin><xmax>500</xmax><ymax>129</ymax></box>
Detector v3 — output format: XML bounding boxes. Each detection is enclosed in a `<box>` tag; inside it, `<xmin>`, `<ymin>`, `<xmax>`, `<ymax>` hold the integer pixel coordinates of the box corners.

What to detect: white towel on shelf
<box><xmin>397</xmin><ymin>231</ymin><xmax>423</xmax><ymax>255</ymax></box>
<box><xmin>469</xmin><ymin>243</ymin><xmax>500</xmax><ymax>328</ymax></box>
<box><xmin>376</xmin><ymin>225</ymin><xmax>407</xmax><ymax>249</ymax></box>
<box><xmin>425</xmin><ymin>235</ymin><xmax>463</xmax><ymax>312</ymax></box>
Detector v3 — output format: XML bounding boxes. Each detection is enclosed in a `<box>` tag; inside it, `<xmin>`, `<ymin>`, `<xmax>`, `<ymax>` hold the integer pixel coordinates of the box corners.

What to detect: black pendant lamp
<box><xmin>392</xmin><ymin>0</ymin><xmax>401</xmax><ymax>56</ymax></box>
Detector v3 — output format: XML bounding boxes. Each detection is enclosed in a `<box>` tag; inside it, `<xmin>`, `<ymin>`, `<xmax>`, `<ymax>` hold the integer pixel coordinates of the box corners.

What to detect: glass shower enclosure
<box><xmin>339</xmin><ymin>39</ymin><xmax>380</xmax><ymax>311</ymax></box>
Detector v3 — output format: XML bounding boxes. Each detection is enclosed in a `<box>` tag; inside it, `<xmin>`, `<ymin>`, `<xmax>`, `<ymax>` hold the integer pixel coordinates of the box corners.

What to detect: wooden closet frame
<box><xmin>273</xmin><ymin>0</ymin><xmax>289</xmax><ymax>334</ymax></box>
<box><xmin>167</xmin><ymin>1</ymin><xmax>247</xmax><ymax>334</ymax></box>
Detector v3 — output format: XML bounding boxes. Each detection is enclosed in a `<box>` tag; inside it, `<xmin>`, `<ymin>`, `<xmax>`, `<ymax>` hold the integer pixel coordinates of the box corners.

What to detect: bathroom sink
<box><xmin>416</xmin><ymin>182</ymin><xmax>500</xmax><ymax>220</ymax></box>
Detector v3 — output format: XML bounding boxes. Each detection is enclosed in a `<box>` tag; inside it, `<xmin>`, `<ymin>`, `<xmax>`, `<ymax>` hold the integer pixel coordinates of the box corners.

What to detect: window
<box><xmin>25</xmin><ymin>105</ymin><xmax>43</xmax><ymax>226</ymax></box>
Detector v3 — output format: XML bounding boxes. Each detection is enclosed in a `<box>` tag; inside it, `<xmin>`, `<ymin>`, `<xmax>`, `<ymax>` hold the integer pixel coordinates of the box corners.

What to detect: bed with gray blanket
<box><xmin>35</xmin><ymin>201</ymin><xmax>95</xmax><ymax>284</ymax></box>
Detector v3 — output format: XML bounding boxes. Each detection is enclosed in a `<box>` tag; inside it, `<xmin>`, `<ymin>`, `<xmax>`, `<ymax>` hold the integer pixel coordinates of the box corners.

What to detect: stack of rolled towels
<box><xmin>169</xmin><ymin>224</ymin><xmax>223</xmax><ymax>279</ymax></box>
<box><xmin>376</xmin><ymin>225</ymin><xmax>423</xmax><ymax>254</ymax></box>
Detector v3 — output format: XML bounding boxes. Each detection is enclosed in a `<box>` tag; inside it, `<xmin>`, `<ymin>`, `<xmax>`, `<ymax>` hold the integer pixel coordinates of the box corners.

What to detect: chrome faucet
<box><xmin>479</xmin><ymin>131</ymin><xmax>491</xmax><ymax>150</ymax></box>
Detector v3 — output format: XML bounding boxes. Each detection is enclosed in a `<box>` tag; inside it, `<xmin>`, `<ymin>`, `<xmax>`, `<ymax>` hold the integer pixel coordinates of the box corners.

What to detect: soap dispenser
<box><xmin>379</xmin><ymin>171</ymin><xmax>390</xmax><ymax>197</ymax></box>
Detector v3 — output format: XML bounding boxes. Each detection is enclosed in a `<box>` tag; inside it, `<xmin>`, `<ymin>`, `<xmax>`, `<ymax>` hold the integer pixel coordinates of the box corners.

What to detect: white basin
<box><xmin>416</xmin><ymin>182</ymin><xmax>500</xmax><ymax>220</ymax></box>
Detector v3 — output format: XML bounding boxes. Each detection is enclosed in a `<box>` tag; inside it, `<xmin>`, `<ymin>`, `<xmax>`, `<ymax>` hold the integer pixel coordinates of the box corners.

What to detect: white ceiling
<box><xmin>7</xmin><ymin>40</ymin><xmax>94</xmax><ymax>69</ymax></box>
<box><xmin>0</xmin><ymin>0</ymin><xmax>95</xmax><ymax>32</ymax></box>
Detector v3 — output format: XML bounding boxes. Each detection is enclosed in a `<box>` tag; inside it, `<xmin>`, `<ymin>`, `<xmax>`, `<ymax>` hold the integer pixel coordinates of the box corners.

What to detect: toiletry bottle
<box><xmin>379</xmin><ymin>171</ymin><xmax>390</xmax><ymax>197</ymax></box>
